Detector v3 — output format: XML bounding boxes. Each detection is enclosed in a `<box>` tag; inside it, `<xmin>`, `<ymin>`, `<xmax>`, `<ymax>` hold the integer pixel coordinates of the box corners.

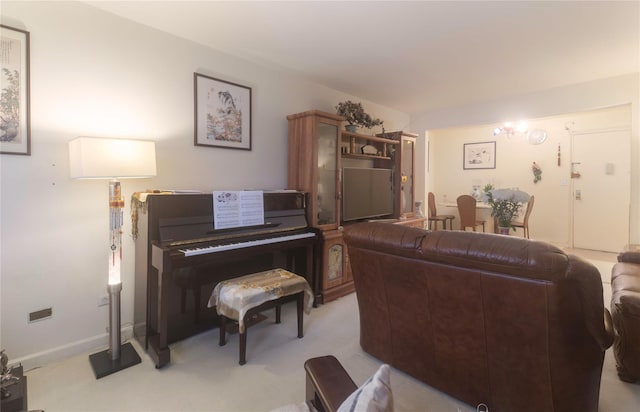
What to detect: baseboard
<box><xmin>11</xmin><ymin>325</ymin><xmax>135</xmax><ymax>371</ymax></box>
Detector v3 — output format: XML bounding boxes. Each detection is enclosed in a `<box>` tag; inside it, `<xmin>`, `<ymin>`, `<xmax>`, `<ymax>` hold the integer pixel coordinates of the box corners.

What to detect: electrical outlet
<box><xmin>98</xmin><ymin>295</ymin><xmax>109</xmax><ymax>307</ymax></box>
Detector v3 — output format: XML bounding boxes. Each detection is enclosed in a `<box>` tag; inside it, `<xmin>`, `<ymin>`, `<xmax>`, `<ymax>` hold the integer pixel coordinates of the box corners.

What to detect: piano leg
<box><xmin>149</xmin><ymin>245</ymin><xmax>172</xmax><ymax>368</ymax></box>
<box><xmin>311</xmin><ymin>242</ymin><xmax>321</xmax><ymax>307</ymax></box>
<box><xmin>278</xmin><ymin>244</ymin><xmax>317</xmax><ymax>307</ymax></box>
<box><xmin>219</xmin><ymin>315</ymin><xmax>227</xmax><ymax>346</ymax></box>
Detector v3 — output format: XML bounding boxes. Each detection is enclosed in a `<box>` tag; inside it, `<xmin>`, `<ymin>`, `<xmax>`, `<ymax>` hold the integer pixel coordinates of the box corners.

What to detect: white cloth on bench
<box><xmin>208</xmin><ymin>268</ymin><xmax>313</xmax><ymax>333</ymax></box>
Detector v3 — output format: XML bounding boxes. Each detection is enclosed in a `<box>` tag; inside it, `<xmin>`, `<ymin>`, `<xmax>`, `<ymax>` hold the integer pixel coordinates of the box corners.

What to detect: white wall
<box><xmin>426</xmin><ymin>106</ymin><xmax>631</xmax><ymax>246</ymax></box>
<box><xmin>411</xmin><ymin>73</ymin><xmax>640</xmax><ymax>244</ymax></box>
<box><xmin>0</xmin><ymin>1</ymin><xmax>409</xmax><ymax>367</ymax></box>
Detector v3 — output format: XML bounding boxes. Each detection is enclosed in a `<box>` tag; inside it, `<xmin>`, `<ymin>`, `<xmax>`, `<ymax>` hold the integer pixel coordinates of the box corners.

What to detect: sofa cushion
<box><xmin>618</xmin><ymin>247</ymin><xmax>640</xmax><ymax>264</ymax></box>
<box><xmin>612</xmin><ymin>262</ymin><xmax>640</xmax><ymax>317</ymax></box>
<box><xmin>420</xmin><ymin>230</ymin><xmax>569</xmax><ymax>282</ymax></box>
<box><xmin>337</xmin><ymin>364</ymin><xmax>393</xmax><ymax>412</ymax></box>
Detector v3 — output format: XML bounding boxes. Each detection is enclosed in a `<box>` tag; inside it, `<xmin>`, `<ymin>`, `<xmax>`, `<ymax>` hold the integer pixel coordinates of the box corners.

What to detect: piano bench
<box><xmin>209</xmin><ymin>268</ymin><xmax>313</xmax><ymax>365</ymax></box>
<box><xmin>219</xmin><ymin>292</ymin><xmax>303</xmax><ymax>365</ymax></box>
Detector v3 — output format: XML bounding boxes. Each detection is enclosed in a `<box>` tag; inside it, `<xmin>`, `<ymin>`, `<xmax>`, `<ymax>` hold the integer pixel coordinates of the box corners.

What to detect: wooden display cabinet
<box><xmin>341</xmin><ymin>131</ymin><xmax>397</xmax><ymax>162</ymax></box>
<box><xmin>378</xmin><ymin>131</ymin><xmax>418</xmax><ymax>219</ymax></box>
<box><xmin>287</xmin><ymin>110</ymin><xmax>343</xmax><ymax>231</ymax></box>
<box><xmin>288</xmin><ymin>111</ymin><xmax>422</xmax><ymax>303</ymax></box>
<box><xmin>287</xmin><ymin>111</ymin><xmax>353</xmax><ymax>303</ymax></box>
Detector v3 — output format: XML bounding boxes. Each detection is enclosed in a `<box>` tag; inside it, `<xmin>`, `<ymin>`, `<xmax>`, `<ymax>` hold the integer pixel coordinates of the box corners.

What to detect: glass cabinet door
<box><xmin>316</xmin><ymin>122</ymin><xmax>339</xmax><ymax>225</ymax></box>
<box><xmin>401</xmin><ymin>137</ymin><xmax>415</xmax><ymax>215</ymax></box>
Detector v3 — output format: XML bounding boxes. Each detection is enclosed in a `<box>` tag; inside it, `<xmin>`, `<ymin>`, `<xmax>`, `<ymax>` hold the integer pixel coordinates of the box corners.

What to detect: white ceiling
<box><xmin>87</xmin><ymin>1</ymin><xmax>639</xmax><ymax>114</ymax></box>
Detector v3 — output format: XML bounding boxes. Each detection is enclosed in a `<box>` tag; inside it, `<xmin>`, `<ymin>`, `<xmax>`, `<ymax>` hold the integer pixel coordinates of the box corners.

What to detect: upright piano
<box><xmin>133</xmin><ymin>191</ymin><xmax>317</xmax><ymax>368</ymax></box>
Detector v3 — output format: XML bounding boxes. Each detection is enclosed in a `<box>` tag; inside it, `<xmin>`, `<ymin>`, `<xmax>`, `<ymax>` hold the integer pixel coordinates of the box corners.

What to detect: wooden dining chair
<box><xmin>456</xmin><ymin>195</ymin><xmax>485</xmax><ymax>232</ymax></box>
<box><xmin>427</xmin><ymin>192</ymin><xmax>455</xmax><ymax>230</ymax></box>
<box><xmin>512</xmin><ymin>195</ymin><xmax>535</xmax><ymax>238</ymax></box>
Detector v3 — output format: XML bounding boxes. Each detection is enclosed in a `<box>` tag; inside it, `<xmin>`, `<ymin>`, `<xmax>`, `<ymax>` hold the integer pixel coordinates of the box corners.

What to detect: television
<box><xmin>342</xmin><ymin>167</ymin><xmax>394</xmax><ymax>222</ymax></box>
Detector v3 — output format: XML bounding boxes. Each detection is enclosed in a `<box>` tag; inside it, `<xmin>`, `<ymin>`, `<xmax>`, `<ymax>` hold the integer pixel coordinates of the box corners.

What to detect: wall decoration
<box><xmin>0</xmin><ymin>25</ymin><xmax>30</xmax><ymax>155</ymax></box>
<box><xmin>194</xmin><ymin>73</ymin><xmax>251</xmax><ymax>150</ymax></box>
<box><xmin>527</xmin><ymin>128</ymin><xmax>547</xmax><ymax>145</ymax></box>
<box><xmin>557</xmin><ymin>144</ymin><xmax>561</xmax><ymax>166</ymax></box>
<box><xmin>463</xmin><ymin>141</ymin><xmax>496</xmax><ymax>170</ymax></box>
<box><xmin>532</xmin><ymin>161</ymin><xmax>542</xmax><ymax>183</ymax></box>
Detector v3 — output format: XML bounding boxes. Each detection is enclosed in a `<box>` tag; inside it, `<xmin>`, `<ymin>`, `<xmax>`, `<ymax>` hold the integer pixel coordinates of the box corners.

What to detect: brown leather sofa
<box><xmin>304</xmin><ymin>356</ymin><xmax>357</xmax><ymax>412</ymax></box>
<box><xmin>344</xmin><ymin>222</ymin><xmax>614</xmax><ymax>412</ymax></box>
<box><xmin>611</xmin><ymin>247</ymin><xmax>640</xmax><ymax>383</ymax></box>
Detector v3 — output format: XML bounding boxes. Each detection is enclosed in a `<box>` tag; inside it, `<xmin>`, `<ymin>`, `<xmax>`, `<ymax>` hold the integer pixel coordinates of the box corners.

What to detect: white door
<box><xmin>571</xmin><ymin>128</ymin><xmax>630</xmax><ymax>252</ymax></box>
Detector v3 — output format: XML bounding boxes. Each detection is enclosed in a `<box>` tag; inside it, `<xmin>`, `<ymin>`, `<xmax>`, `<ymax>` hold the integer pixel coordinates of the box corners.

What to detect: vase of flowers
<box><xmin>335</xmin><ymin>100</ymin><xmax>383</xmax><ymax>132</ymax></box>
<box><xmin>482</xmin><ymin>186</ymin><xmax>530</xmax><ymax>233</ymax></box>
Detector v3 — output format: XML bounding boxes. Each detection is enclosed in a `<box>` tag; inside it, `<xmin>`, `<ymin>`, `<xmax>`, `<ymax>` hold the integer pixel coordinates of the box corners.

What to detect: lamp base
<box><xmin>89</xmin><ymin>342</ymin><xmax>141</xmax><ymax>379</ymax></box>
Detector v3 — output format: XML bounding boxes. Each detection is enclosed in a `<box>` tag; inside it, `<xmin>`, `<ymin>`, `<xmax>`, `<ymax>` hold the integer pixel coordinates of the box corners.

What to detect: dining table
<box><xmin>440</xmin><ymin>201</ymin><xmax>496</xmax><ymax>232</ymax></box>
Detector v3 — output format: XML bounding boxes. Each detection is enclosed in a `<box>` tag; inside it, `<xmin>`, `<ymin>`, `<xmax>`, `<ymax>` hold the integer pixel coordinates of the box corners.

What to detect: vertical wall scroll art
<box><xmin>0</xmin><ymin>25</ymin><xmax>30</xmax><ymax>155</ymax></box>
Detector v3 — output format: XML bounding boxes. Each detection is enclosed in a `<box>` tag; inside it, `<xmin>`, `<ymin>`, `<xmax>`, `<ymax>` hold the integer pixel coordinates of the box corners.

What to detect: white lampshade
<box><xmin>69</xmin><ymin>137</ymin><xmax>156</xmax><ymax>179</ymax></box>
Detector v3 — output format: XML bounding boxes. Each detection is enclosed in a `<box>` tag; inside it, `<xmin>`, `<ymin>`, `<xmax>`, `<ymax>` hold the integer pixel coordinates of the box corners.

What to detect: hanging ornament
<box><xmin>532</xmin><ymin>162</ymin><xmax>542</xmax><ymax>183</ymax></box>
<box><xmin>557</xmin><ymin>144</ymin><xmax>561</xmax><ymax>166</ymax></box>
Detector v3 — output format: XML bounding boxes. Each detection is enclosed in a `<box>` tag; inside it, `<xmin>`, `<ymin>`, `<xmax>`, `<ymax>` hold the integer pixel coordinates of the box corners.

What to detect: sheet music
<box><xmin>213</xmin><ymin>190</ymin><xmax>264</xmax><ymax>230</ymax></box>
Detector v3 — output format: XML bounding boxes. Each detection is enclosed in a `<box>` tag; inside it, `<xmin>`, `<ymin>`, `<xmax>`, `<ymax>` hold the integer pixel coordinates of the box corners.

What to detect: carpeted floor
<box><xmin>23</xmin><ymin>250</ymin><xmax>640</xmax><ymax>411</ymax></box>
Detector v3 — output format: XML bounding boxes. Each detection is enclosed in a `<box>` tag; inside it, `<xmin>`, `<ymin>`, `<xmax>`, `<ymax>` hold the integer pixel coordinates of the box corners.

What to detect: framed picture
<box><xmin>194</xmin><ymin>73</ymin><xmax>251</xmax><ymax>150</ymax></box>
<box><xmin>463</xmin><ymin>141</ymin><xmax>496</xmax><ymax>170</ymax></box>
<box><xmin>0</xmin><ymin>25</ymin><xmax>30</xmax><ymax>156</ymax></box>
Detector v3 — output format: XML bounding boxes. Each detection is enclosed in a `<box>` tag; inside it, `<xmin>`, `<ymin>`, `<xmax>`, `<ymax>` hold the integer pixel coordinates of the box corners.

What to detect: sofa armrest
<box><xmin>567</xmin><ymin>256</ymin><xmax>615</xmax><ymax>350</ymax></box>
<box><xmin>304</xmin><ymin>356</ymin><xmax>357</xmax><ymax>412</ymax></box>
<box><xmin>618</xmin><ymin>245</ymin><xmax>640</xmax><ymax>264</ymax></box>
<box><xmin>603</xmin><ymin>307</ymin><xmax>614</xmax><ymax>345</ymax></box>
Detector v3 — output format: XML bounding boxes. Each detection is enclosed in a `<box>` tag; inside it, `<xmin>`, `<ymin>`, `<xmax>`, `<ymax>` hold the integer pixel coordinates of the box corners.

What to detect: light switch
<box><xmin>605</xmin><ymin>163</ymin><xmax>615</xmax><ymax>175</ymax></box>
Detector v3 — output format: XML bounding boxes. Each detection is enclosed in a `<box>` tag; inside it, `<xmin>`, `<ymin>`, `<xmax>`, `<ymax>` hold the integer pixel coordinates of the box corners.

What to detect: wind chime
<box><xmin>109</xmin><ymin>181</ymin><xmax>124</xmax><ymax>286</ymax></box>
<box><xmin>108</xmin><ymin>180</ymin><xmax>124</xmax><ymax>361</ymax></box>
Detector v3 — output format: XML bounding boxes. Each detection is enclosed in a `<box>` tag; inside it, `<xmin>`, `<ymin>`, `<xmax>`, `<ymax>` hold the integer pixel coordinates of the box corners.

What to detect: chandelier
<box><xmin>493</xmin><ymin>121</ymin><xmax>528</xmax><ymax>137</ymax></box>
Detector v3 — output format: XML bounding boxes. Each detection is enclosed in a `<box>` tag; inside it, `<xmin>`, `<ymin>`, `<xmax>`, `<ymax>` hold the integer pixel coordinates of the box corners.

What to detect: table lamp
<box><xmin>68</xmin><ymin>136</ymin><xmax>156</xmax><ymax>379</ymax></box>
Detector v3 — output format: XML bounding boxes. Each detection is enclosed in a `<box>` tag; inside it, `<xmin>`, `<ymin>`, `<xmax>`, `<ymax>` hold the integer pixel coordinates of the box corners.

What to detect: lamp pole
<box><xmin>88</xmin><ymin>179</ymin><xmax>141</xmax><ymax>378</ymax></box>
<box><xmin>69</xmin><ymin>137</ymin><xmax>155</xmax><ymax>379</ymax></box>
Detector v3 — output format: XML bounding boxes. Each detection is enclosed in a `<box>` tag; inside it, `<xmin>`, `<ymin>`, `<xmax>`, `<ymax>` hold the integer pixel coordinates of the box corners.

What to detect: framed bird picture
<box><xmin>194</xmin><ymin>73</ymin><xmax>252</xmax><ymax>150</ymax></box>
<box><xmin>463</xmin><ymin>141</ymin><xmax>496</xmax><ymax>170</ymax></box>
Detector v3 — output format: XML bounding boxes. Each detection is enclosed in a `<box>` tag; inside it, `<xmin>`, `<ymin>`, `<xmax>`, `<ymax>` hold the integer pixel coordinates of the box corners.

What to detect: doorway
<box><xmin>571</xmin><ymin>128</ymin><xmax>631</xmax><ymax>252</ymax></box>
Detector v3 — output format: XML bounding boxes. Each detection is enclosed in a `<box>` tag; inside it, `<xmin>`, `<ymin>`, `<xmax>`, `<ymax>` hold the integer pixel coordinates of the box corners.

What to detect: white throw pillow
<box><xmin>337</xmin><ymin>364</ymin><xmax>393</xmax><ymax>412</ymax></box>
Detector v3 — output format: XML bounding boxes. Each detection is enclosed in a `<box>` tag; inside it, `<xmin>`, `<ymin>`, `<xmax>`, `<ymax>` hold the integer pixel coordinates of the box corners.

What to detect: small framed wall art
<box><xmin>0</xmin><ymin>25</ymin><xmax>31</xmax><ymax>155</ymax></box>
<box><xmin>194</xmin><ymin>73</ymin><xmax>252</xmax><ymax>150</ymax></box>
<box><xmin>463</xmin><ymin>141</ymin><xmax>496</xmax><ymax>170</ymax></box>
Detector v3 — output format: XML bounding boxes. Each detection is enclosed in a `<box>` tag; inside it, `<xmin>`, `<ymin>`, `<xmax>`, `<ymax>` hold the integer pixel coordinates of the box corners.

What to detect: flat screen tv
<box><xmin>342</xmin><ymin>167</ymin><xmax>394</xmax><ymax>222</ymax></box>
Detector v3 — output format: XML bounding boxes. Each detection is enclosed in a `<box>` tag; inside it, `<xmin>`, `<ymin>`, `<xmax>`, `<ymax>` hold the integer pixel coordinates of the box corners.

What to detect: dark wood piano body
<box><xmin>133</xmin><ymin>191</ymin><xmax>317</xmax><ymax>368</ymax></box>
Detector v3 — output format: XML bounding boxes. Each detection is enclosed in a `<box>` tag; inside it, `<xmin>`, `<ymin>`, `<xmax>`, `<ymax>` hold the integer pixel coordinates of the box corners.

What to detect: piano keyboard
<box><xmin>179</xmin><ymin>232</ymin><xmax>316</xmax><ymax>257</ymax></box>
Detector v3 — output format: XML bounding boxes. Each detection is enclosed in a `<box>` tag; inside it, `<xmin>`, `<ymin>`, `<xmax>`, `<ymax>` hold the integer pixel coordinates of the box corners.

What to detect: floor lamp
<box><xmin>69</xmin><ymin>136</ymin><xmax>156</xmax><ymax>379</ymax></box>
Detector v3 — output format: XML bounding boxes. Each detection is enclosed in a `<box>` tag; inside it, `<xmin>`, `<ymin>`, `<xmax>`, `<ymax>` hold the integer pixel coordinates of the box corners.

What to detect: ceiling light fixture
<box><xmin>493</xmin><ymin>121</ymin><xmax>528</xmax><ymax>138</ymax></box>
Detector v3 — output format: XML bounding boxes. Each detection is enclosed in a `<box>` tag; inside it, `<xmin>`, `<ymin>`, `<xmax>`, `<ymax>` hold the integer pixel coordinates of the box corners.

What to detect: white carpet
<box><xmin>24</xmin><ymin>255</ymin><xmax>640</xmax><ymax>412</ymax></box>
